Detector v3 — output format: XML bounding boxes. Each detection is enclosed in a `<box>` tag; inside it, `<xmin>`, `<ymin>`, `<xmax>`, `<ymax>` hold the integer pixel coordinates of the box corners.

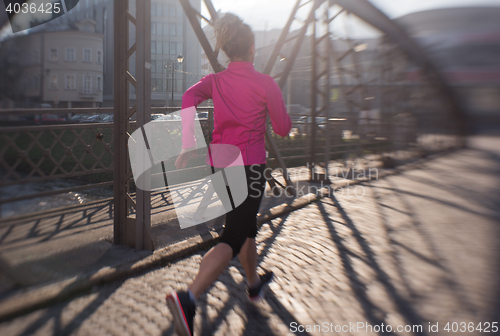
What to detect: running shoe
<box><xmin>248</xmin><ymin>270</ymin><xmax>274</xmax><ymax>301</ymax></box>
<box><xmin>166</xmin><ymin>291</ymin><xmax>196</xmax><ymax>336</ymax></box>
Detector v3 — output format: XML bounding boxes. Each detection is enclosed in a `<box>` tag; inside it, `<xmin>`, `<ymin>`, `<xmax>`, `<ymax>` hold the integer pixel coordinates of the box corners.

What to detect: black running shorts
<box><xmin>212</xmin><ymin>164</ymin><xmax>266</xmax><ymax>257</ymax></box>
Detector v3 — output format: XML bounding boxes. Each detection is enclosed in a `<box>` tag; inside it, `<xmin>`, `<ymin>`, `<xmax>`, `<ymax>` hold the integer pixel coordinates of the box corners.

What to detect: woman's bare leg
<box><xmin>238</xmin><ymin>238</ymin><xmax>259</xmax><ymax>287</ymax></box>
<box><xmin>187</xmin><ymin>242</ymin><xmax>233</xmax><ymax>300</ymax></box>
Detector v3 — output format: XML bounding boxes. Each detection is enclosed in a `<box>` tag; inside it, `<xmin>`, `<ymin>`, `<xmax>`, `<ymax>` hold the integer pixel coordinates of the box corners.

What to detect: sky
<box><xmin>202</xmin><ymin>0</ymin><xmax>500</xmax><ymax>31</ymax></box>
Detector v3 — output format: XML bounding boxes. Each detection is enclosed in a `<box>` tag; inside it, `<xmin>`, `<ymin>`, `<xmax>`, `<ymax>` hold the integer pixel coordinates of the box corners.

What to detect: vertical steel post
<box><xmin>113</xmin><ymin>0</ymin><xmax>129</xmax><ymax>245</ymax></box>
<box><xmin>114</xmin><ymin>0</ymin><xmax>152</xmax><ymax>250</ymax></box>
<box><xmin>135</xmin><ymin>0</ymin><xmax>153</xmax><ymax>251</ymax></box>
<box><xmin>309</xmin><ymin>12</ymin><xmax>317</xmax><ymax>181</ymax></box>
<box><xmin>323</xmin><ymin>5</ymin><xmax>331</xmax><ymax>178</ymax></box>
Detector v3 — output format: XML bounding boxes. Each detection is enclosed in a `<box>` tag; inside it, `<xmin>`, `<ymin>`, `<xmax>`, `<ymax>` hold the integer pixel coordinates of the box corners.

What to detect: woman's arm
<box><xmin>265</xmin><ymin>78</ymin><xmax>292</xmax><ymax>137</ymax></box>
<box><xmin>180</xmin><ymin>74</ymin><xmax>213</xmax><ymax>149</ymax></box>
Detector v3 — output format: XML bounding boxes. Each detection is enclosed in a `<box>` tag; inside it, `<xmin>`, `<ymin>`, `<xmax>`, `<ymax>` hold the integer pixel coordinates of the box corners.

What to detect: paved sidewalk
<box><xmin>0</xmin><ymin>137</ymin><xmax>499</xmax><ymax>335</ymax></box>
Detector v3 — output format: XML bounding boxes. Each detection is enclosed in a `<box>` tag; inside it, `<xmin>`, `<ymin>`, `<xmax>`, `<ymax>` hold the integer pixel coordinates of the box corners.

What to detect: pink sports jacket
<box><xmin>181</xmin><ymin>61</ymin><xmax>292</xmax><ymax>165</ymax></box>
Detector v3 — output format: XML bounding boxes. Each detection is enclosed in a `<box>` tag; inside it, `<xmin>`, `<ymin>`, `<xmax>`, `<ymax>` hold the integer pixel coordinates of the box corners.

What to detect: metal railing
<box><xmin>0</xmin><ymin>107</ymin><xmax>214</xmax><ymax>207</ymax></box>
<box><xmin>0</xmin><ymin>102</ymin><xmax>461</xmax><ymax>211</ymax></box>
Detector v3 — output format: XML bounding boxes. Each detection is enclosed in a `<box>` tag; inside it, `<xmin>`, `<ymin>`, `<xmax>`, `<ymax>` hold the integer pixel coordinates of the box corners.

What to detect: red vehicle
<box><xmin>35</xmin><ymin>114</ymin><xmax>66</xmax><ymax>124</ymax></box>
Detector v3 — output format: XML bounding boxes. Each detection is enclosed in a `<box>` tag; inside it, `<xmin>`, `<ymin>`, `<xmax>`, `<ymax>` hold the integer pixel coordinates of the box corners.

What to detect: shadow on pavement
<box><xmin>316</xmin><ymin>197</ymin><xmax>424</xmax><ymax>336</ymax></box>
<box><xmin>14</xmin><ymin>279</ymin><xmax>123</xmax><ymax>336</ymax></box>
<box><xmin>195</xmin><ymin>212</ymin><xmax>310</xmax><ymax>336</ymax></box>
<box><xmin>478</xmin><ymin>148</ymin><xmax>500</xmax><ymax>323</ymax></box>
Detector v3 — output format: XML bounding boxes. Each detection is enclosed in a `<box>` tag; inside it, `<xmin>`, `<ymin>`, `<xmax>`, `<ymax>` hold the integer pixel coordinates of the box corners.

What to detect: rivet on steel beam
<box><xmin>86</xmin><ymin>145</ymin><xmax>92</xmax><ymax>153</ymax></box>
<box><xmin>96</xmin><ymin>133</ymin><xmax>104</xmax><ymax>141</ymax></box>
<box><xmin>65</xmin><ymin>147</ymin><xmax>72</xmax><ymax>155</ymax></box>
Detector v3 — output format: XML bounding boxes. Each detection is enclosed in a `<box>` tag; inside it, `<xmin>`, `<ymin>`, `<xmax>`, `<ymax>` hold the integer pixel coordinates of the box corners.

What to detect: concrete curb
<box><xmin>0</xmin><ymin>151</ymin><xmax>446</xmax><ymax>322</ymax></box>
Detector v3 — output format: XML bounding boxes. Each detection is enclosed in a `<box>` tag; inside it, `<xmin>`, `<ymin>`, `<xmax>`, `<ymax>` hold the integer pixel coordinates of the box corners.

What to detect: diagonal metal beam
<box><xmin>203</xmin><ymin>0</ymin><xmax>219</xmax><ymax>20</ymax></box>
<box><xmin>179</xmin><ymin>0</ymin><xmax>296</xmax><ymax>192</ymax></box>
<box><xmin>179</xmin><ymin>0</ymin><xmax>225</xmax><ymax>73</ymax></box>
<box><xmin>277</xmin><ymin>0</ymin><xmax>325</xmax><ymax>89</ymax></box>
<box><xmin>263</xmin><ymin>0</ymin><xmax>302</xmax><ymax>76</ymax></box>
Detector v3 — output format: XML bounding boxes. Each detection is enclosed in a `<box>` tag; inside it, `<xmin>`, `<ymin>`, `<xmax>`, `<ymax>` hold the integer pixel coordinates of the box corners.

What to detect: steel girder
<box><xmin>333</xmin><ymin>0</ymin><xmax>467</xmax><ymax>138</ymax></box>
<box><xmin>178</xmin><ymin>0</ymin><xmax>296</xmax><ymax>193</ymax></box>
<box><xmin>114</xmin><ymin>0</ymin><xmax>153</xmax><ymax>250</ymax></box>
<box><xmin>114</xmin><ymin>0</ymin><xmax>466</xmax><ymax>247</ymax></box>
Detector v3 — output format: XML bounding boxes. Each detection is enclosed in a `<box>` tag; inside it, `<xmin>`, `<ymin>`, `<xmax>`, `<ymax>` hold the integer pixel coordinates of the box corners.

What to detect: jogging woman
<box><xmin>166</xmin><ymin>13</ymin><xmax>292</xmax><ymax>336</ymax></box>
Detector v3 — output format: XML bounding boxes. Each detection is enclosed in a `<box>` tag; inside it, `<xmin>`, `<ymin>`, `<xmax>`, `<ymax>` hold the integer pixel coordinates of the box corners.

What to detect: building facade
<box><xmin>0</xmin><ymin>18</ymin><xmax>104</xmax><ymax>108</ymax></box>
<box><xmin>43</xmin><ymin>19</ymin><xmax>104</xmax><ymax>107</ymax></box>
<box><xmin>57</xmin><ymin>0</ymin><xmax>202</xmax><ymax>107</ymax></box>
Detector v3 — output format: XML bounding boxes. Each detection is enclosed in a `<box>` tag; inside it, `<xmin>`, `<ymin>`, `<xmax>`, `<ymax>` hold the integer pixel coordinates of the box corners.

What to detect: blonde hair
<box><xmin>214</xmin><ymin>13</ymin><xmax>255</xmax><ymax>61</ymax></box>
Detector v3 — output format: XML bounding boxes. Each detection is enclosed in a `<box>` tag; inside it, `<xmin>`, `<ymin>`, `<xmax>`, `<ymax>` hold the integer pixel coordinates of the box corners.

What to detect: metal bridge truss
<box><xmin>111</xmin><ymin>0</ymin><xmax>466</xmax><ymax>249</ymax></box>
<box><xmin>114</xmin><ymin>0</ymin><xmax>153</xmax><ymax>250</ymax></box>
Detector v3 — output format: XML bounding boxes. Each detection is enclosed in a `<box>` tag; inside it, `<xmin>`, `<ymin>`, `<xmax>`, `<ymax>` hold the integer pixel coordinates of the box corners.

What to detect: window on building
<box><xmin>50</xmin><ymin>75</ymin><xmax>58</xmax><ymax>90</ymax></box>
<box><xmin>163</xmin><ymin>3</ymin><xmax>169</xmax><ymax>17</ymax></box>
<box><xmin>157</xmin><ymin>79</ymin><xmax>163</xmax><ymax>92</ymax></box>
<box><xmin>157</xmin><ymin>3</ymin><xmax>162</xmax><ymax>16</ymax></box>
<box><xmin>176</xmin><ymin>79</ymin><xmax>182</xmax><ymax>92</ymax></box>
<box><xmin>83</xmin><ymin>48</ymin><xmax>92</xmax><ymax>62</ymax></box>
<box><xmin>170</xmin><ymin>3</ymin><xmax>176</xmax><ymax>17</ymax></box>
<box><xmin>151</xmin><ymin>3</ymin><xmax>156</xmax><ymax>16</ymax></box>
<box><xmin>83</xmin><ymin>75</ymin><xmax>92</xmax><ymax>94</ymax></box>
<box><xmin>65</xmin><ymin>47</ymin><xmax>76</xmax><ymax>62</ymax></box>
<box><xmin>177</xmin><ymin>23</ymin><xmax>182</xmax><ymax>37</ymax></box>
<box><xmin>177</xmin><ymin>4</ymin><xmax>183</xmax><ymax>18</ymax></box>
<box><xmin>157</xmin><ymin>41</ymin><xmax>163</xmax><ymax>55</ymax></box>
<box><xmin>157</xmin><ymin>60</ymin><xmax>163</xmax><ymax>73</ymax></box>
<box><xmin>151</xmin><ymin>78</ymin><xmax>157</xmax><ymax>92</ymax></box>
<box><xmin>170</xmin><ymin>42</ymin><xmax>176</xmax><ymax>56</ymax></box>
<box><xmin>157</xmin><ymin>22</ymin><xmax>163</xmax><ymax>35</ymax></box>
<box><xmin>170</xmin><ymin>23</ymin><xmax>176</xmax><ymax>36</ymax></box>
<box><xmin>97</xmin><ymin>76</ymin><xmax>102</xmax><ymax>91</ymax></box>
<box><xmin>151</xmin><ymin>60</ymin><xmax>156</xmax><ymax>73</ymax></box>
<box><xmin>97</xmin><ymin>50</ymin><xmax>102</xmax><ymax>64</ymax></box>
<box><xmin>33</xmin><ymin>76</ymin><xmax>39</xmax><ymax>90</ymax></box>
<box><xmin>177</xmin><ymin>42</ymin><xmax>183</xmax><ymax>56</ymax></box>
<box><xmin>50</xmin><ymin>48</ymin><xmax>58</xmax><ymax>61</ymax></box>
<box><xmin>151</xmin><ymin>22</ymin><xmax>156</xmax><ymax>35</ymax></box>
<box><xmin>85</xmin><ymin>0</ymin><xmax>89</xmax><ymax>8</ymax></box>
<box><xmin>65</xmin><ymin>74</ymin><xmax>76</xmax><ymax>90</ymax></box>
<box><xmin>163</xmin><ymin>40</ymin><xmax>169</xmax><ymax>54</ymax></box>
<box><xmin>33</xmin><ymin>50</ymin><xmax>39</xmax><ymax>64</ymax></box>
<box><xmin>151</xmin><ymin>41</ymin><xmax>156</xmax><ymax>54</ymax></box>
<box><xmin>163</xmin><ymin>23</ymin><xmax>169</xmax><ymax>35</ymax></box>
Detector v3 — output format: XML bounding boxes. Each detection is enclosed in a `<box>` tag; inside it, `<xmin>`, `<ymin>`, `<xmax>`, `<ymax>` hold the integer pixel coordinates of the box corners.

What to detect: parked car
<box><xmin>152</xmin><ymin>114</ymin><xmax>180</xmax><ymax>122</ymax></box>
<box><xmin>151</xmin><ymin>114</ymin><xmax>165</xmax><ymax>121</ymax></box>
<box><xmin>296</xmin><ymin>116</ymin><xmax>326</xmax><ymax>135</ymax></box>
<box><xmin>69</xmin><ymin>114</ymin><xmax>89</xmax><ymax>123</ymax></box>
<box><xmin>80</xmin><ymin>115</ymin><xmax>102</xmax><ymax>123</ymax></box>
<box><xmin>196</xmin><ymin>111</ymin><xmax>209</xmax><ymax>120</ymax></box>
<box><xmin>35</xmin><ymin>114</ymin><xmax>66</xmax><ymax>124</ymax></box>
<box><xmin>99</xmin><ymin>115</ymin><xmax>114</xmax><ymax>123</ymax></box>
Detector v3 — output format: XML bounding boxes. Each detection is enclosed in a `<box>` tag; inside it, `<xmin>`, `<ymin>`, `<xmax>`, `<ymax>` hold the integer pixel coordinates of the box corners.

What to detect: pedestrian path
<box><xmin>0</xmin><ymin>137</ymin><xmax>498</xmax><ymax>336</ymax></box>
